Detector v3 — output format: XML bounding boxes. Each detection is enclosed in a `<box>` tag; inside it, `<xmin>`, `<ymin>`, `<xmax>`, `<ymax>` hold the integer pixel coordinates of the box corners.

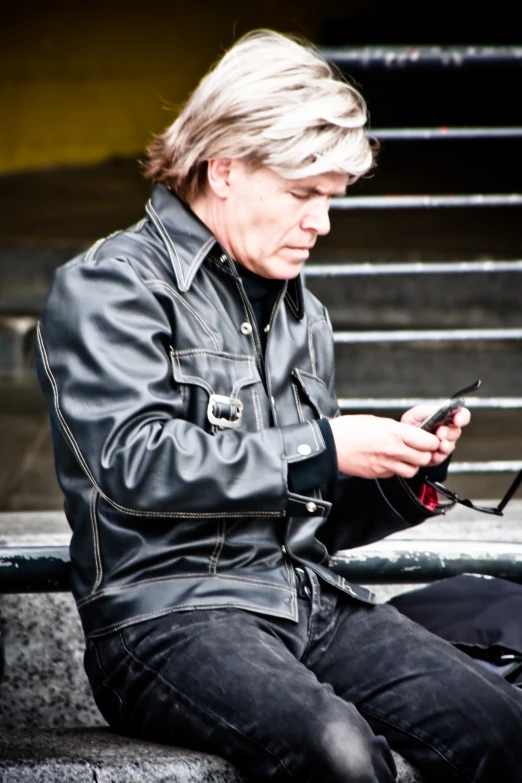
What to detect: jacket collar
<box><xmin>146</xmin><ymin>185</ymin><xmax>217</xmax><ymax>293</ymax></box>
<box><xmin>146</xmin><ymin>184</ymin><xmax>304</xmax><ymax>318</ymax></box>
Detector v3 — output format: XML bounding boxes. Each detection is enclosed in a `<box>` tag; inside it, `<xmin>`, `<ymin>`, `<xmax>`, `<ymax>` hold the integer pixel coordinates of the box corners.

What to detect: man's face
<box><xmin>213</xmin><ymin>162</ymin><xmax>349</xmax><ymax>280</ymax></box>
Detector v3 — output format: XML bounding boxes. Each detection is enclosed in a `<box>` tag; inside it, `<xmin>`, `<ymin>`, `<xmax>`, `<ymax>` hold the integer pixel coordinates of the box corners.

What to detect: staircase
<box><xmin>307</xmin><ymin>44</ymin><xmax>522</xmax><ymax>501</ymax></box>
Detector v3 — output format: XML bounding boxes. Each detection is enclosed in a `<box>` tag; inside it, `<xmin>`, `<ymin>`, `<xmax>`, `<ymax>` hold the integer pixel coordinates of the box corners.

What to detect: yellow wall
<box><xmin>0</xmin><ymin>0</ymin><xmax>369</xmax><ymax>174</ymax></box>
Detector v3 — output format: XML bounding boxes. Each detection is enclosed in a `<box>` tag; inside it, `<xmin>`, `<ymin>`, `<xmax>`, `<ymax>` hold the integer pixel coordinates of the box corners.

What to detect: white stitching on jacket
<box><xmin>307</xmin><ymin>318</ymin><xmax>320</xmax><ymax>377</ymax></box>
<box><xmin>89</xmin><ymin>488</ymin><xmax>103</xmax><ymax>594</ymax></box>
<box><xmin>171</xmin><ymin>352</ymin><xmax>215</xmax><ymax>396</ymax></box>
<box><xmin>292</xmin><ymin>382</ymin><xmax>305</xmax><ymax>422</ymax></box>
<box><xmin>208</xmin><ymin>521</ymin><xmax>225</xmax><ymax>574</ymax></box>
<box><xmin>84</xmin><ymin>217</ymin><xmax>146</xmax><ymax>265</ymax></box>
<box><xmin>285</xmin><ymin>282</ymin><xmax>300</xmax><ymax>318</ymax></box>
<box><xmin>86</xmin><ymin>594</ymin><xmax>298</xmax><ymax>637</ymax></box>
<box><xmin>306</xmin><ymin>420</ymin><xmax>320</xmax><ymax>451</ymax></box>
<box><xmin>143</xmin><ymin>279</ymin><xmax>221</xmax><ymax>351</ymax></box>
<box><xmin>146</xmin><ymin>202</ymin><xmax>187</xmax><ymax>289</ymax></box>
<box><xmin>292</xmin><ymin>368</ymin><xmax>330</xmax><ymax>418</ymax></box>
<box><xmin>36</xmin><ymin>323</ymin><xmax>283</xmax><ymax>520</ymax></box>
<box><xmin>171</xmin><ymin>350</ymin><xmax>260</xmax><ymax>398</ymax></box>
<box><xmin>251</xmin><ymin>385</ymin><xmax>263</xmax><ymax>431</ymax></box>
<box><xmin>77</xmin><ymin>570</ymin><xmax>292</xmax><ymax>605</ymax></box>
<box><xmin>186</xmin><ymin>236</ymin><xmax>216</xmax><ymax>287</ymax></box>
<box><xmin>295</xmin><ymin>368</ymin><xmax>329</xmax><ymax>390</ymax></box>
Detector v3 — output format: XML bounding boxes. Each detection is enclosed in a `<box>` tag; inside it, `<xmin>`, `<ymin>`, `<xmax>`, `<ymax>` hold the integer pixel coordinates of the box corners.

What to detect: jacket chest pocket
<box><xmin>292</xmin><ymin>368</ymin><xmax>339</xmax><ymax>422</ymax></box>
<box><xmin>170</xmin><ymin>348</ymin><xmax>266</xmax><ymax>432</ymax></box>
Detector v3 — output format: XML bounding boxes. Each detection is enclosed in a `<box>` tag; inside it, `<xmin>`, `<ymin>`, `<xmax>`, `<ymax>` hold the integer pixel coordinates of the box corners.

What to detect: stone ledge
<box><xmin>0</xmin><ymin>729</ymin><xmax>243</xmax><ymax>782</ymax></box>
<box><xmin>0</xmin><ymin>592</ymin><xmax>105</xmax><ymax>731</ymax></box>
<box><xmin>0</xmin><ymin>728</ymin><xmax>423</xmax><ymax>783</ymax></box>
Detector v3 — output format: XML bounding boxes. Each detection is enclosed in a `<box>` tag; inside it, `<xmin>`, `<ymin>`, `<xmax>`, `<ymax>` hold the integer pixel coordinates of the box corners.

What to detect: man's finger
<box><xmin>398</xmin><ymin>445</ymin><xmax>435</xmax><ymax>468</ymax></box>
<box><xmin>392</xmin><ymin>462</ymin><xmax>423</xmax><ymax>479</ymax></box>
<box><xmin>452</xmin><ymin>407</ymin><xmax>471</xmax><ymax>427</ymax></box>
<box><xmin>401</xmin><ymin>425</ymin><xmax>440</xmax><ymax>452</ymax></box>
<box><xmin>436</xmin><ymin>439</ymin><xmax>457</xmax><ymax>457</ymax></box>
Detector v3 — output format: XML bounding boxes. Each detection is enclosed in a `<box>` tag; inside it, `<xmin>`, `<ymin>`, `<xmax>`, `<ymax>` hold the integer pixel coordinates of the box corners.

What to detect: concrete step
<box><xmin>333</xmin><ymin>339</ymin><xmax>522</xmax><ymax>398</ymax></box>
<box><xmin>307</xmin><ymin>268</ymin><xmax>522</xmax><ymax>330</ymax></box>
<box><xmin>0</xmin><ymin>728</ymin><xmax>424</xmax><ymax>782</ymax></box>
<box><xmin>0</xmin><ymin>728</ymin><xmax>245</xmax><ymax>783</ymax></box>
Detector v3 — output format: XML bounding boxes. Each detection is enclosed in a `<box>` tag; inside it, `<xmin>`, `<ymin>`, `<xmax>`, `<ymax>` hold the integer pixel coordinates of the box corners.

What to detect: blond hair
<box><xmin>144</xmin><ymin>29</ymin><xmax>375</xmax><ymax>200</ymax></box>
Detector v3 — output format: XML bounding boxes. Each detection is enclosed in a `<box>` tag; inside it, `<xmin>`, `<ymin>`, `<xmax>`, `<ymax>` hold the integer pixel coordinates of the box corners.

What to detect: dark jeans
<box><xmin>85</xmin><ymin>569</ymin><xmax>522</xmax><ymax>782</ymax></box>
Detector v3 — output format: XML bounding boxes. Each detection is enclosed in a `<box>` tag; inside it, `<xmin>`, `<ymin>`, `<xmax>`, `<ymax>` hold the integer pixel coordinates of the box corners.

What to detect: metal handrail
<box><xmin>333</xmin><ymin>328</ymin><xmax>522</xmax><ymax>343</ymax></box>
<box><xmin>5</xmin><ymin>538</ymin><xmax>522</xmax><ymax>592</ymax></box>
<box><xmin>372</xmin><ymin>127</ymin><xmax>522</xmax><ymax>140</ymax></box>
<box><xmin>305</xmin><ymin>260</ymin><xmax>522</xmax><ymax>276</ymax></box>
<box><xmin>449</xmin><ymin>461</ymin><xmax>522</xmax><ymax>474</ymax></box>
<box><xmin>331</xmin><ymin>194</ymin><xmax>522</xmax><ymax>209</ymax></box>
<box><xmin>330</xmin><ymin>539</ymin><xmax>522</xmax><ymax>584</ymax></box>
<box><xmin>322</xmin><ymin>45</ymin><xmax>522</xmax><ymax>68</ymax></box>
<box><xmin>0</xmin><ymin>546</ymin><xmax>70</xmax><ymax>592</ymax></box>
<box><xmin>338</xmin><ymin>398</ymin><xmax>522</xmax><ymax>411</ymax></box>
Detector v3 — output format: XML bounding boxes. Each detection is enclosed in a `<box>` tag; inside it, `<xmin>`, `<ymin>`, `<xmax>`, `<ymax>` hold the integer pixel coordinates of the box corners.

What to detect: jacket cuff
<box><xmin>287</xmin><ymin>492</ymin><xmax>331</xmax><ymax>517</ymax></box>
<box><xmin>288</xmin><ymin>419</ymin><xmax>338</xmax><ymax>495</ymax></box>
<box><xmin>280</xmin><ymin>420</ymin><xmax>326</xmax><ymax>464</ymax></box>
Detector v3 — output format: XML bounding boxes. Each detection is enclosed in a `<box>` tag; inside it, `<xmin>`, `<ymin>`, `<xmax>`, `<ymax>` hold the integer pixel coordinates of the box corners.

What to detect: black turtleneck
<box><xmin>234</xmin><ymin>261</ymin><xmax>338</xmax><ymax>498</ymax></box>
<box><xmin>233</xmin><ymin>261</ymin><xmax>281</xmax><ymax>352</ymax></box>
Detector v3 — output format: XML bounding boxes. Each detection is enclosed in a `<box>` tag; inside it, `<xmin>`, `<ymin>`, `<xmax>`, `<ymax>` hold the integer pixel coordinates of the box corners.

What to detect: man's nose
<box><xmin>301</xmin><ymin>199</ymin><xmax>331</xmax><ymax>236</ymax></box>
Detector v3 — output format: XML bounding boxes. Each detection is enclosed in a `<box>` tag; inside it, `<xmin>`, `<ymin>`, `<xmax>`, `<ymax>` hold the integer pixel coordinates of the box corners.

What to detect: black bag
<box><xmin>388</xmin><ymin>574</ymin><xmax>522</xmax><ymax>685</ymax></box>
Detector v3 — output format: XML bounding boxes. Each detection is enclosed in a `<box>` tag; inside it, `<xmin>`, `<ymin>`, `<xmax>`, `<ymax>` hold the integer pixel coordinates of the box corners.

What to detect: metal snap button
<box><xmin>264</xmin><ymin>323</ymin><xmax>271</xmax><ymax>333</ymax></box>
<box><xmin>297</xmin><ymin>444</ymin><xmax>312</xmax><ymax>456</ymax></box>
<box><xmin>306</xmin><ymin>501</ymin><xmax>318</xmax><ymax>513</ymax></box>
<box><xmin>240</xmin><ymin>322</ymin><xmax>252</xmax><ymax>335</ymax></box>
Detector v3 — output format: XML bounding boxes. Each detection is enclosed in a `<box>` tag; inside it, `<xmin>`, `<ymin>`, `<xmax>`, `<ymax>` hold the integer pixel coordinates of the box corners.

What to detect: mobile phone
<box><xmin>418</xmin><ymin>380</ymin><xmax>482</xmax><ymax>433</ymax></box>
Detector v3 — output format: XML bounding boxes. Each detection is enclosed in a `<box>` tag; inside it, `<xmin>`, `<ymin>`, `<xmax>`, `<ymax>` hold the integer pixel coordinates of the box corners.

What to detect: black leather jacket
<box><xmin>37</xmin><ymin>185</ymin><xmax>439</xmax><ymax>639</ymax></box>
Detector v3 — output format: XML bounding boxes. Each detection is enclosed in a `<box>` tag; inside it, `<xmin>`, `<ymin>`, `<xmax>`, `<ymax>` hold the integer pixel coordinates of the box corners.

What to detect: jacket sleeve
<box><xmin>36</xmin><ymin>257</ymin><xmax>327</xmax><ymax>519</ymax></box>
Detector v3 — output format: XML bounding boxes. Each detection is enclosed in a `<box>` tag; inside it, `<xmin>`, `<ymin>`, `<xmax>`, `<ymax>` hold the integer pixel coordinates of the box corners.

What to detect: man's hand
<box><xmin>400</xmin><ymin>404</ymin><xmax>471</xmax><ymax>468</ymax></box>
<box><xmin>329</xmin><ymin>406</ymin><xmax>470</xmax><ymax>479</ymax></box>
<box><xmin>329</xmin><ymin>414</ymin><xmax>441</xmax><ymax>479</ymax></box>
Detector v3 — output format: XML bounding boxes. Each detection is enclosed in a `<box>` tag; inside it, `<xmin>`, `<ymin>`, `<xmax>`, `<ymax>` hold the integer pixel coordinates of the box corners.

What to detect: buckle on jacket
<box><xmin>207</xmin><ymin>394</ymin><xmax>243</xmax><ymax>429</ymax></box>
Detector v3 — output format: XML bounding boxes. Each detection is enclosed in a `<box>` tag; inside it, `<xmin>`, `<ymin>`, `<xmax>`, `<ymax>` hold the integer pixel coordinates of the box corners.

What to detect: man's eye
<box><xmin>290</xmin><ymin>191</ymin><xmax>309</xmax><ymax>200</ymax></box>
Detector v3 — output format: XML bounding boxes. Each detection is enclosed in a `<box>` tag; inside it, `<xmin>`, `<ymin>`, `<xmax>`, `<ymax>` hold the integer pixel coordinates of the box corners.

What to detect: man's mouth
<box><xmin>287</xmin><ymin>247</ymin><xmax>312</xmax><ymax>257</ymax></box>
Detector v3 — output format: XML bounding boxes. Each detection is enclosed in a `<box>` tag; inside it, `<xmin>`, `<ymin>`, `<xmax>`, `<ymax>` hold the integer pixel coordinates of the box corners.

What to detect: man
<box><xmin>37</xmin><ymin>30</ymin><xmax>522</xmax><ymax>783</ymax></box>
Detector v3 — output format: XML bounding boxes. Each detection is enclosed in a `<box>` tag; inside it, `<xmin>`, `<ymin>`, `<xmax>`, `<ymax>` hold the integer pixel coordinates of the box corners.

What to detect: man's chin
<box><xmin>271</xmin><ymin>260</ymin><xmax>304</xmax><ymax>280</ymax></box>
<box><xmin>273</xmin><ymin>250</ymin><xmax>310</xmax><ymax>278</ymax></box>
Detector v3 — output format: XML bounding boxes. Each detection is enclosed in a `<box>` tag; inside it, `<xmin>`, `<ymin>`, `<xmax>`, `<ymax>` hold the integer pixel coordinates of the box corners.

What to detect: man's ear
<box><xmin>206</xmin><ymin>158</ymin><xmax>233</xmax><ymax>199</ymax></box>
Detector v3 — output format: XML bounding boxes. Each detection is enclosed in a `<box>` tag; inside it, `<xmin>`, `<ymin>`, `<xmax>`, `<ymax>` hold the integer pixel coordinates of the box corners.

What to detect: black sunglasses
<box><xmin>426</xmin><ymin>469</ymin><xmax>522</xmax><ymax>516</ymax></box>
